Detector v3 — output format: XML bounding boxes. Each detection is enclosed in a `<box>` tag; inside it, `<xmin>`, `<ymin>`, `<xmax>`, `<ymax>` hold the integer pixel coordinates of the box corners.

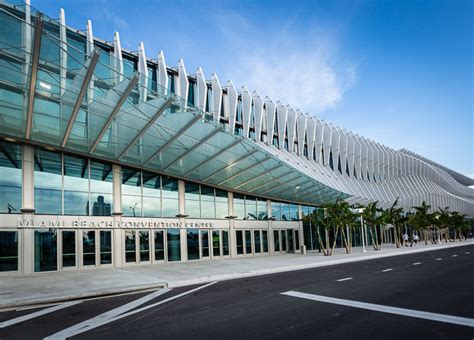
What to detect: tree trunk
<box><xmin>341</xmin><ymin>227</ymin><xmax>351</xmax><ymax>254</ymax></box>
<box><xmin>316</xmin><ymin>227</ymin><xmax>329</xmax><ymax>256</ymax></box>
<box><xmin>329</xmin><ymin>228</ymin><xmax>340</xmax><ymax>256</ymax></box>
<box><xmin>393</xmin><ymin>222</ymin><xmax>400</xmax><ymax>248</ymax></box>
<box><xmin>368</xmin><ymin>226</ymin><xmax>377</xmax><ymax>251</ymax></box>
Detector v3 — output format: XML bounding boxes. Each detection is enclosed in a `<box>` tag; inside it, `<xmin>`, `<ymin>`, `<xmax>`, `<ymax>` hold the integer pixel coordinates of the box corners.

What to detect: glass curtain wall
<box><xmin>0</xmin><ymin>231</ymin><xmax>18</xmax><ymax>272</ymax></box>
<box><xmin>34</xmin><ymin>229</ymin><xmax>57</xmax><ymax>272</ymax></box>
<box><xmin>185</xmin><ymin>183</ymin><xmax>228</xmax><ymax>219</ymax></box>
<box><xmin>167</xmin><ymin>228</ymin><xmax>181</xmax><ymax>261</ymax></box>
<box><xmin>0</xmin><ymin>141</ymin><xmax>22</xmax><ymax>214</ymax></box>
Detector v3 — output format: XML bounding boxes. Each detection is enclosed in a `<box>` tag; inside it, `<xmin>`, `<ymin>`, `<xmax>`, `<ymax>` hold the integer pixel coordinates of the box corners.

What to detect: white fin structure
<box><xmin>195</xmin><ymin>67</ymin><xmax>207</xmax><ymax>111</ymax></box>
<box><xmin>211</xmin><ymin>73</ymin><xmax>222</xmax><ymax>122</ymax></box>
<box><xmin>240</xmin><ymin>85</ymin><xmax>252</xmax><ymax>138</ymax></box>
<box><xmin>252</xmin><ymin>91</ymin><xmax>263</xmax><ymax>142</ymax></box>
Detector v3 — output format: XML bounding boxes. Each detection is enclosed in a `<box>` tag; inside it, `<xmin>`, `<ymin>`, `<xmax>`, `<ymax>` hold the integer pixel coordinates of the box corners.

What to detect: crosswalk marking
<box><xmin>0</xmin><ymin>301</ymin><xmax>82</xmax><ymax>328</ymax></box>
<box><xmin>413</xmin><ymin>262</ymin><xmax>421</xmax><ymax>265</ymax></box>
<box><xmin>381</xmin><ymin>268</ymin><xmax>393</xmax><ymax>272</ymax></box>
<box><xmin>337</xmin><ymin>277</ymin><xmax>353</xmax><ymax>282</ymax></box>
<box><xmin>281</xmin><ymin>291</ymin><xmax>474</xmax><ymax>328</ymax></box>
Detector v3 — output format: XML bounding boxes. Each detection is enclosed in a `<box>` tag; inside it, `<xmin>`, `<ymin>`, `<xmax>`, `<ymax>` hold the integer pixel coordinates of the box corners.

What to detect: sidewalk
<box><xmin>1</xmin><ymin>241</ymin><xmax>472</xmax><ymax>310</ymax></box>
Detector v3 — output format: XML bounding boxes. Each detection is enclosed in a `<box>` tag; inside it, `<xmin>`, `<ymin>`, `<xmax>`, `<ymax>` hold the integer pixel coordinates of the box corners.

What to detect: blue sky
<box><xmin>37</xmin><ymin>0</ymin><xmax>473</xmax><ymax>177</ymax></box>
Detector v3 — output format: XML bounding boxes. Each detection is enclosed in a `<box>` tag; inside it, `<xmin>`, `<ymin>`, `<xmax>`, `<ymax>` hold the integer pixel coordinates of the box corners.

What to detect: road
<box><xmin>1</xmin><ymin>244</ymin><xmax>473</xmax><ymax>339</ymax></box>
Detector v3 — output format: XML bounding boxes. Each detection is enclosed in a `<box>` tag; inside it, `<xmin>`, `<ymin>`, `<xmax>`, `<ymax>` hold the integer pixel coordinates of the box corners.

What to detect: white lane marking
<box><xmin>0</xmin><ymin>301</ymin><xmax>82</xmax><ymax>329</ymax></box>
<box><xmin>413</xmin><ymin>262</ymin><xmax>421</xmax><ymax>266</ymax></box>
<box><xmin>337</xmin><ymin>277</ymin><xmax>353</xmax><ymax>282</ymax></box>
<box><xmin>435</xmin><ymin>258</ymin><xmax>442</xmax><ymax>261</ymax></box>
<box><xmin>452</xmin><ymin>254</ymin><xmax>458</xmax><ymax>258</ymax></box>
<box><xmin>45</xmin><ymin>282</ymin><xmax>217</xmax><ymax>340</ymax></box>
<box><xmin>381</xmin><ymin>268</ymin><xmax>393</xmax><ymax>272</ymax></box>
<box><xmin>281</xmin><ymin>291</ymin><xmax>474</xmax><ymax>328</ymax></box>
<box><xmin>466</xmin><ymin>252</ymin><xmax>470</xmax><ymax>255</ymax></box>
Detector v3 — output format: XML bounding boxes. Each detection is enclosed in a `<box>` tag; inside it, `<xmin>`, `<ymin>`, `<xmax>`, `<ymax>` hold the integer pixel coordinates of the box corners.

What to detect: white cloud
<box><xmin>212</xmin><ymin>10</ymin><xmax>357</xmax><ymax>114</ymax></box>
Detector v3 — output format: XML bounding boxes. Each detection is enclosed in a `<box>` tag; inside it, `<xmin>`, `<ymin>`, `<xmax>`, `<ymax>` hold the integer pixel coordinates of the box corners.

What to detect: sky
<box><xmin>36</xmin><ymin>0</ymin><xmax>473</xmax><ymax>178</ymax></box>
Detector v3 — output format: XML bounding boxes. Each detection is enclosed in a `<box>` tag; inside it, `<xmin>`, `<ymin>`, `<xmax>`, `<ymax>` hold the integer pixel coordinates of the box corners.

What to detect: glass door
<box><xmin>212</xmin><ymin>230</ymin><xmax>220</xmax><ymax>258</ymax></box>
<box><xmin>287</xmin><ymin>229</ymin><xmax>294</xmax><ymax>253</ymax></box>
<box><xmin>201</xmin><ymin>230</ymin><xmax>210</xmax><ymax>259</ymax></box>
<box><xmin>61</xmin><ymin>230</ymin><xmax>76</xmax><ymax>269</ymax></box>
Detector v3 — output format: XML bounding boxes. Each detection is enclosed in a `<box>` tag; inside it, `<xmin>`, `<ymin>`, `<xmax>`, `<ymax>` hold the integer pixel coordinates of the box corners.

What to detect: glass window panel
<box><xmin>62</xmin><ymin>231</ymin><xmax>75</xmax><ymax>268</ymax></box>
<box><xmin>83</xmin><ymin>230</ymin><xmax>96</xmax><ymax>266</ymax></box>
<box><xmin>162</xmin><ymin>198</ymin><xmax>178</xmax><ymax>217</ymax></box>
<box><xmin>154</xmin><ymin>230</ymin><xmax>164</xmax><ymax>261</ymax></box>
<box><xmin>290</xmin><ymin>204</ymin><xmax>299</xmax><ymax>221</ymax></box>
<box><xmin>281</xmin><ymin>203</ymin><xmax>290</xmax><ymax>221</ymax></box>
<box><xmin>245</xmin><ymin>230</ymin><xmax>252</xmax><ymax>254</ymax></box>
<box><xmin>142</xmin><ymin>173</ymin><xmax>160</xmax><ymax>197</ymax></box>
<box><xmin>262</xmin><ymin>230</ymin><xmax>268</xmax><ymax>252</ymax></box>
<box><xmin>143</xmin><ymin>196</ymin><xmax>161</xmax><ymax>218</ymax></box>
<box><xmin>162</xmin><ymin>176</ymin><xmax>178</xmax><ymax>199</ymax></box>
<box><xmin>139</xmin><ymin>231</ymin><xmax>150</xmax><ymax>262</ymax></box>
<box><xmin>245</xmin><ymin>196</ymin><xmax>257</xmax><ymax>220</ymax></box>
<box><xmin>201</xmin><ymin>230</ymin><xmax>209</xmax><ymax>257</ymax></box>
<box><xmin>63</xmin><ymin>155</ymin><xmax>89</xmax><ymax>215</ymax></box>
<box><xmin>122</xmin><ymin>168</ymin><xmax>142</xmax><ymax>195</ymax></box>
<box><xmin>236</xmin><ymin>230</ymin><xmax>243</xmax><ymax>255</ymax></box>
<box><xmin>34</xmin><ymin>148</ymin><xmax>62</xmax><ymax>214</ymax></box>
<box><xmin>254</xmin><ymin>230</ymin><xmax>261</xmax><ymax>253</ymax></box>
<box><xmin>212</xmin><ymin>230</ymin><xmax>220</xmax><ymax>257</ymax></box>
<box><xmin>187</xmin><ymin>228</ymin><xmax>200</xmax><ymax>260</ymax></box>
<box><xmin>125</xmin><ymin>230</ymin><xmax>136</xmax><ymax>263</ymax></box>
<box><xmin>281</xmin><ymin>231</ymin><xmax>287</xmax><ymax>251</ymax></box>
<box><xmin>201</xmin><ymin>199</ymin><xmax>215</xmax><ymax>219</ymax></box>
<box><xmin>271</xmin><ymin>202</ymin><xmax>281</xmax><ymax>221</ymax></box>
<box><xmin>123</xmin><ymin>195</ymin><xmax>141</xmax><ymax>217</ymax></box>
<box><xmin>34</xmin><ymin>229</ymin><xmax>57</xmax><ymax>272</ymax></box>
<box><xmin>185</xmin><ymin>182</ymin><xmax>200</xmax><ymax>218</ymax></box>
<box><xmin>0</xmin><ymin>231</ymin><xmax>18</xmax><ymax>271</ymax></box>
<box><xmin>274</xmin><ymin>230</ymin><xmax>280</xmax><ymax>252</ymax></box>
<box><xmin>0</xmin><ymin>141</ymin><xmax>22</xmax><ymax>214</ymax></box>
<box><xmin>233</xmin><ymin>193</ymin><xmax>245</xmax><ymax>220</ymax></box>
<box><xmin>257</xmin><ymin>199</ymin><xmax>268</xmax><ymax>220</ymax></box>
<box><xmin>90</xmin><ymin>161</ymin><xmax>112</xmax><ymax>216</ymax></box>
<box><xmin>295</xmin><ymin>230</ymin><xmax>300</xmax><ymax>250</ymax></box>
<box><xmin>100</xmin><ymin>230</ymin><xmax>112</xmax><ymax>265</ymax></box>
<box><xmin>222</xmin><ymin>231</ymin><xmax>229</xmax><ymax>256</ymax></box>
<box><xmin>167</xmin><ymin>228</ymin><xmax>181</xmax><ymax>262</ymax></box>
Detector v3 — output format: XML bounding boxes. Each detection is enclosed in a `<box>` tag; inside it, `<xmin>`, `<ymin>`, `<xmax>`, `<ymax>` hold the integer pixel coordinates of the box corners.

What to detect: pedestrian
<box><xmin>413</xmin><ymin>233</ymin><xmax>420</xmax><ymax>246</ymax></box>
<box><xmin>402</xmin><ymin>233</ymin><xmax>409</xmax><ymax>247</ymax></box>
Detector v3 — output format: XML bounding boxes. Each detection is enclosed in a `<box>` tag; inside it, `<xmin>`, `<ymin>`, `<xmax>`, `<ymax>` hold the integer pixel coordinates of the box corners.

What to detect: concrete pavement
<box><xmin>0</xmin><ymin>240</ymin><xmax>472</xmax><ymax>310</ymax></box>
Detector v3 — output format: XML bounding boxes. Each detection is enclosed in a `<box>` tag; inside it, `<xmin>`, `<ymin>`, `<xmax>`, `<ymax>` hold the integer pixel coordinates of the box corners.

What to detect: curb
<box><xmin>167</xmin><ymin>241</ymin><xmax>473</xmax><ymax>288</ymax></box>
<box><xmin>0</xmin><ymin>282</ymin><xmax>167</xmax><ymax>311</ymax></box>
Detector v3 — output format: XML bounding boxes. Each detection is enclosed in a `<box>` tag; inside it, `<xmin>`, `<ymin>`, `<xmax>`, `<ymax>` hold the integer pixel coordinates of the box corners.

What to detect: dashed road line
<box><xmin>413</xmin><ymin>262</ymin><xmax>421</xmax><ymax>266</ymax></box>
<box><xmin>381</xmin><ymin>268</ymin><xmax>393</xmax><ymax>272</ymax></box>
<box><xmin>0</xmin><ymin>301</ymin><xmax>82</xmax><ymax>328</ymax></box>
<box><xmin>435</xmin><ymin>258</ymin><xmax>442</xmax><ymax>261</ymax></box>
<box><xmin>466</xmin><ymin>252</ymin><xmax>470</xmax><ymax>255</ymax></box>
<box><xmin>452</xmin><ymin>254</ymin><xmax>458</xmax><ymax>258</ymax></box>
<box><xmin>45</xmin><ymin>281</ymin><xmax>217</xmax><ymax>340</ymax></box>
<box><xmin>337</xmin><ymin>277</ymin><xmax>353</xmax><ymax>282</ymax></box>
<box><xmin>281</xmin><ymin>291</ymin><xmax>474</xmax><ymax>328</ymax></box>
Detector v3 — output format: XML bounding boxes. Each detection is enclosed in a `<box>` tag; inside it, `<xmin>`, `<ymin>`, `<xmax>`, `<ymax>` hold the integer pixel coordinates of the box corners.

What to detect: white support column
<box><xmin>226</xmin><ymin>80</ymin><xmax>238</xmax><ymax>133</ymax></box>
<box><xmin>21</xmin><ymin>144</ymin><xmax>34</xmax><ymax>275</ymax></box>
<box><xmin>265</xmin><ymin>97</ymin><xmax>276</xmax><ymax>146</ymax></box>
<box><xmin>241</xmin><ymin>85</ymin><xmax>252</xmax><ymax>137</ymax></box>
<box><xmin>228</xmin><ymin>192</ymin><xmax>236</xmax><ymax>258</ymax></box>
<box><xmin>306</xmin><ymin>117</ymin><xmax>316</xmax><ymax>160</ymax></box>
<box><xmin>59</xmin><ymin>8</ymin><xmax>67</xmax><ymax>96</ymax></box>
<box><xmin>211</xmin><ymin>73</ymin><xmax>222</xmax><ymax>122</ymax></box>
<box><xmin>276</xmin><ymin>101</ymin><xmax>287</xmax><ymax>150</ymax></box>
<box><xmin>137</xmin><ymin>41</ymin><xmax>148</xmax><ymax>102</ymax></box>
<box><xmin>267</xmin><ymin>199</ymin><xmax>274</xmax><ymax>254</ymax></box>
<box><xmin>252</xmin><ymin>91</ymin><xmax>264</xmax><ymax>142</ymax></box>
<box><xmin>176</xmin><ymin>59</ymin><xmax>189</xmax><ymax>105</ymax></box>
<box><xmin>286</xmin><ymin>105</ymin><xmax>297</xmax><ymax>153</ymax></box>
<box><xmin>178</xmin><ymin>179</ymin><xmax>187</xmax><ymax>261</ymax></box>
<box><xmin>112</xmin><ymin>164</ymin><xmax>122</xmax><ymax>216</ymax></box>
<box><xmin>196</xmin><ymin>67</ymin><xmax>207</xmax><ymax>111</ymax></box>
<box><xmin>113</xmin><ymin>32</ymin><xmax>124</xmax><ymax>84</ymax></box>
<box><xmin>296</xmin><ymin>110</ymin><xmax>307</xmax><ymax>156</ymax></box>
<box><xmin>156</xmin><ymin>51</ymin><xmax>168</xmax><ymax>95</ymax></box>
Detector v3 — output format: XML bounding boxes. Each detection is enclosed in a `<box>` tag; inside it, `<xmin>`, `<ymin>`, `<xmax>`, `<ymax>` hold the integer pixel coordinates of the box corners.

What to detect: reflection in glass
<box><xmin>100</xmin><ymin>231</ymin><xmax>112</xmax><ymax>264</ymax></box>
<box><xmin>162</xmin><ymin>177</ymin><xmax>178</xmax><ymax>217</ymax></box>
<box><xmin>122</xmin><ymin>168</ymin><xmax>142</xmax><ymax>217</ymax></box>
<box><xmin>222</xmin><ymin>231</ymin><xmax>229</xmax><ymax>256</ymax></box>
<box><xmin>215</xmin><ymin>190</ymin><xmax>228</xmax><ymax>219</ymax></box>
<box><xmin>0</xmin><ymin>142</ymin><xmax>21</xmax><ymax>214</ymax></box>
<box><xmin>90</xmin><ymin>161</ymin><xmax>112</xmax><ymax>216</ymax></box>
<box><xmin>271</xmin><ymin>202</ymin><xmax>281</xmax><ymax>221</ymax></box>
<box><xmin>290</xmin><ymin>204</ymin><xmax>299</xmax><ymax>221</ymax></box>
<box><xmin>234</xmin><ymin>194</ymin><xmax>245</xmax><ymax>220</ymax></box>
<box><xmin>167</xmin><ymin>228</ymin><xmax>181</xmax><ymax>261</ymax></box>
<box><xmin>281</xmin><ymin>231</ymin><xmax>287</xmax><ymax>252</ymax></box>
<box><xmin>63</xmin><ymin>155</ymin><xmax>88</xmax><ymax>215</ymax></box>
<box><xmin>245</xmin><ymin>230</ymin><xmax>252</xmax><ymax>254</ymax></box>
<box><xmin>201</xmin><ymin>186</ymin><xmax>215</xmax><ymax>218</ymax></box>
<box><xmin>212</xmin><ymin>230</ymin><xmax>220</xmax><ymax>257</ymax></box>
<box><xmin>125</xmin><ymin>230</ymin><xmax>136</xmax><ymax>263</ymax></box>
<box><xmin>62</xmin><ymin>231</ymin><xmax>75</xmax><ymax>267</ymax></box>
<box><xmin>254</xmin><ymin>230</ymin><xmax>261</xmax><ymax>253</ymax></box>
<box><xmin>139</xmin><ymin>231</ymin><xmax>150</xmax><ymax>262</ymax></box>
<box><xmin>34</xmin><ymin>149</ymin><xmax>62</xmax><ymax>214</ymax></box>
<box><xmin>185</xmin><ymin>182</ymin><xmax>200</xmax><ymax>218</ymax></box>
<box><xmin>143</xmin><ymin>174</ymin><xmax>161</xmax><ymax>217</ymax></box>
<box><xmin>273</xmin><ymin>230</ymin><xmax>280</xmax><ymax>252</ymax></box>
<box><xmin>262</xmin><ymin>230</ymin><xmax>268</xmax><ymax>252</ymax></box>
<box><xmin>187</xmin><ymin>228</ymin><xmax>200</xmax><ymax>260</ymax></box>
<box><xmin>83</xmin><ymin>231</ymin><xmax>96</xmax><ymax>266</ymax></box>
<box><xmin>201</xmin><ymin>230</ymin><xmax>209</xmax><ymax>257</ymax></box>
<box><xmin>0</xmin><ymin>231</ymin><xmax>18</xmax><ymax>271</ymax></box>
<box><xmin>257</xmin><ymin>199</ymin><xmax>268</xmax><ymax>220</ymax></box>
<box><xmin>154</xmin><ymin>230</ymin><xmax>164</xmax><ymax>261</ymax></box>
<box><xmin>236</xmin><ymin>230</ymin><xmax>243</xmax><ymax>255</ymax></box>
<box><xmin>295</xmin><ymin>230</ymin><xmax>300</xmax><ymax>250</ymax></box>
<box><xmin>34</xmin><ymin>229</ymin><xmax>57</xmax><ymax>272</ymax></box>
<box><xmin>245</xmin><ymin>196</ymin><xmax>257</xmax><ymax>220</ymax></box>
<box><xmin>287</xmin><ymin>229</ymin><xmax>294</xmax><ymax>252</ymax></box>
<box><xmin>281</xmin><ymin>203</ymin><xmax>290</xmax><ymax>221</ymax></box>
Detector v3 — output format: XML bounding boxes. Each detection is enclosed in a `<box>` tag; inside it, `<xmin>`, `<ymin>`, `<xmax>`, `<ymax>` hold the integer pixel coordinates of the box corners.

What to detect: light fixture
<box><xmin>39</xmin><ymin>81</ymin><xmax>52</xmax><ymax>90</ymax></box>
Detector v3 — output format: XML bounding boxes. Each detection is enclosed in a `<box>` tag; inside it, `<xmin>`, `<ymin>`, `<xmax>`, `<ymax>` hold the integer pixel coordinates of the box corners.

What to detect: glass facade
<box><xmin>62</xmin><ymin>231</ymin><xmax>76</xmax><ymax>268</ymax></box>
<box><xmin>0</xmin><ymin>142</ymin><xmax>22</xmax><ymax>214</ymax></box>
<box><xmin>167</xmin><ymin>228</ymin><xmax>181</xmax><ymax>262</ymax></box>
<box><xmin>100</xmin><ymin>231</ymin><xmax>112</xmax><ymax>265</ymax></box>
<box><xmin>34</xmin><ymin>229</ymin><xmax>58</xmax><ymax>272</ymax></box>
<box><xmin>185</xmin><ymin>183</ymin><xmax>228</xmax><ymax>219</ymax></box>
<box><xmin>154</xmin><ymin>230</ymin><xmax>165</xmax><ymax>261</ymax></box>
<box><xmin>187</xmin><ymin>228</ymin><xmax>200</xmax><ymax>260</ymax></box>
<box><xmin>83</xmin><ymin>230</ymin><xmax>96</xmax><ymax>266</ymax></box>
<box><xmin>271</xmin><ymin>201</ymin><xmax>299</xmax><ymax>221</ymax></box>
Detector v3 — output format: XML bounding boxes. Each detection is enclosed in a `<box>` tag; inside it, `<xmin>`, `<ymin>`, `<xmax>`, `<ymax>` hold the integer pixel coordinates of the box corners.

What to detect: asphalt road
<box><xmin>1</xmin><ymin>244</ymin><xmax>473</xmax><ymax>340</ymax></box>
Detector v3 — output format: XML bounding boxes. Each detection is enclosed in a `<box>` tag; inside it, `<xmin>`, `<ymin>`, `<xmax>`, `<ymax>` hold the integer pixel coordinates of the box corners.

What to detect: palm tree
<box><xmin>450</xmin><ymin>212</ymin><xmax>467</xmax><ymax>241</ymax></box>
<box><xmin>362</xmin><ymin>201</ymin><xmax>384</xmax><ymax>250</ymax></box>
<box><xmin>382</xmin><ymin>199</ymin><xmax>404</xmax><ymax>248</ymax></box>
<box><xmin>411</xmin><ymin>201</ymin><xmax>431</xmax><ymax>245</ymax></box>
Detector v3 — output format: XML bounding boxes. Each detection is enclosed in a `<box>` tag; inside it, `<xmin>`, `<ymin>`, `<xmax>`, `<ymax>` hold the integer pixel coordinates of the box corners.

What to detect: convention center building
<box><xmin>0</xmin><ymin>1</ymin><xmax>473</xmax><ymax>276</ymax></box>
